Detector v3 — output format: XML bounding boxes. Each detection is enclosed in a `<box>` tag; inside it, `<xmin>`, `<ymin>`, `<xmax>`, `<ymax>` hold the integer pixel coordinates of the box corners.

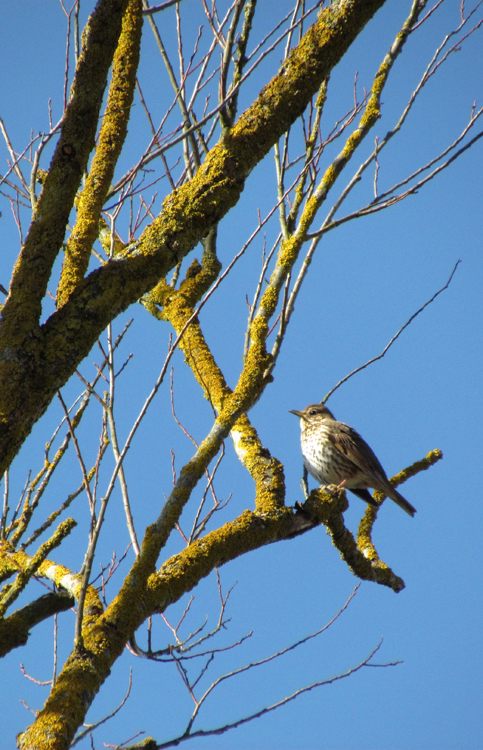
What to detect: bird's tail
<box><xmin>349</xmin><ymin>488</ymin><xmax>379</xmax><ymax>508</ymax></box>
<box><xmin>387</xmin><ymin>487</ymin><xmax>416</xmax><ymax>517</ymax></box>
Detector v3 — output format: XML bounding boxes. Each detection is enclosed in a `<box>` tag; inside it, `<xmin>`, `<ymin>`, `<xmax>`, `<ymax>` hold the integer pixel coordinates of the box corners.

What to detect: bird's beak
<box><xmin>289</xmin><ymin>409</ymin><xmax>305</xmax><ymax>420</ymax></box>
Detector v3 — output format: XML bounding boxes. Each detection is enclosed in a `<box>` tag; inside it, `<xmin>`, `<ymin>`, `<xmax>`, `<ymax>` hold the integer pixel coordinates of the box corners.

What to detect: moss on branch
<box><xmin>0</xmin><ymin>0</ymin><xmax>388</xmax><ymax>480</ymax></box>
<box><xmin>57</xmin><ymin>0</ymin><xmax>143</xmax><ymax>306</ymax></box>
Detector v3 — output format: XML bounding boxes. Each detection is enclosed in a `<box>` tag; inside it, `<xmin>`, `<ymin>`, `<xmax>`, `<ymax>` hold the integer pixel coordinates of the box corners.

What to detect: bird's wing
<box><xmin>328</xmin><ymin>422</ymin><xmax>387</xmax><ymax>480</ymax></box>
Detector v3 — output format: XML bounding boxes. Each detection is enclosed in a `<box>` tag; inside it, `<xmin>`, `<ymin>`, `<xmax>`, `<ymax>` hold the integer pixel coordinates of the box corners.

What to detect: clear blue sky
<box><xmin>1</xmin><ymin>2</ymin><xmax>482</xmax><ymax>749</ymax></box>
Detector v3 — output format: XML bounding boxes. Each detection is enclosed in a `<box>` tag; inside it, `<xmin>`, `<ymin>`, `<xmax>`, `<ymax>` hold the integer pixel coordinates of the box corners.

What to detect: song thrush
<box><xmin>290</xmin><ymin>403</ymin><xmax>416</xmax><ymax>517</ymax></box>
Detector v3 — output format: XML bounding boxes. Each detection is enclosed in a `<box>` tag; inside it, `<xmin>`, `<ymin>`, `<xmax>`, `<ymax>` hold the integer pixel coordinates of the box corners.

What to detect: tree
<box><xmin>0</xmin><ymin>1</ymin><xmax>481</xmax><ymax>748</ymax></box>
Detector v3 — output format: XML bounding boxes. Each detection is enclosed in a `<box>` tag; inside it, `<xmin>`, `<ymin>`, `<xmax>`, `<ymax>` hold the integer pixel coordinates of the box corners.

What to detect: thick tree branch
<box><xmin>147</xmin><ymin>258</ymin><xmax>286</xmax><ymax>514</ymax></box>
<box><xmin>0</xmin><ymin>0</ymin><xmax>389</xmax><ymax>481</ymax></box>
<box><xmin>56</xmin><ymin>0</ymin><xmax>143</xmax><ymax>306</ymax></box>
<box><xmin>0</xmin><ymin>591</ymin><xmax>74</xmax><ymax>658</ymax></box>
<box><xmin>17</xmin><ymin>439</ymin><xmax>441</xmax><ymax>749</ymax></box>
<box><xmin>0</xmin><ymin>0</ymin><xmax>132</xmax><ymax>342</ymax></box>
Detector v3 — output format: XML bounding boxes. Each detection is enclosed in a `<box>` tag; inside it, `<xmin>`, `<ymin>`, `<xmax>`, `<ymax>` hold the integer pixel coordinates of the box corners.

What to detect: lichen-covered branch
<box><xmin>147</xmin><ymin>257</ymin><xmax>286</xmax><ymax>514</ymax></box>
<box><xmin>0</xmin><ymin>519</ymin><xmax>77</xmax><ymax>617</ymax></box>
<box><xmin>0</xmin><ymin>0</ymin><xmax>389</xmax><ymax>481</ymax></box>
<box><xmin>304</xmin><ymin>488</ymin><xmax>406</xmax><ymax>593</ymax></box>
<box><xmin>17</xmin><ymin>504</ymin><xmax>295</xmax><ymax>750</ymax></box>
<box><xmin>300</xmin><ymin>450</ymin><xmax>444</xmax><ymax>593</ymax></box>
<box><xmin>0</xmin><ymin>0</ymin><xmax>132</xmax><ymax>344</ymax></box>
<box><xmin>357</xmin><ymin>449</ymin><xmax>443</xmax><ymax>561</ymax></box>
<box><xmin>0</xmin><ymin>591</ymin><xmax>74</xmax><ymax>658</ymax></box>
<box><xmin>17</xmin><ymin>441</ymin><xmax>443</xmax><ymax>749</ymax></box>
<box><xmin>267</xmin><ymin>0</ymin><xmax>427</xmax><ymax>368</ymax></box>
<box><xmin>0</xmin><ymin>540</ymin><xmax>103</xmax><ymax>628</ymax></box>
<box><xmin>56</xmin><ymin>0</ymin><xmax>143</xmax><ymax>306</ymax></box>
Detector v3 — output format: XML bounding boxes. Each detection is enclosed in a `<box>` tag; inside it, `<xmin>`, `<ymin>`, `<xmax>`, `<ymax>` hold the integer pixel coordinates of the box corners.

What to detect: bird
<box><xmin>289</xmin><ymin>403</ymin><xmax>416</xmax><ymax>517</ymax></box>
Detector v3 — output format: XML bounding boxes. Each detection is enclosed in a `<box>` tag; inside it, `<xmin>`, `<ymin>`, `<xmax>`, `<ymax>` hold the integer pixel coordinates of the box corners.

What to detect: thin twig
<box><xmin>323</xmin><ymin>261</ymin><xmax>461</xmax><ymax>403</ymax></box>
<box><xmin>70</xmin><ymin>669</ymin><xmax>133</xmax><ymax>747</ymax></box>
<box><xmin>106</xmin><ymin>321</ymin><xmax>140</xmax><ymax>555</ymax></box>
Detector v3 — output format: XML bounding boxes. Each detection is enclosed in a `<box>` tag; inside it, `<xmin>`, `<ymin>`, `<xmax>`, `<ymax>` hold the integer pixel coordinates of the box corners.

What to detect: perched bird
<box><xmin>290</xmin><ymin>403</ymin><xmax>416</xmax><ymax>517</ymax></box>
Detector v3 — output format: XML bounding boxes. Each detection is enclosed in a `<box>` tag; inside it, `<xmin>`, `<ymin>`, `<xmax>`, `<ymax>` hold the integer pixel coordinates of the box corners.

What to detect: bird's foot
<box><xmin>322</xmin><ymin>483</ymin><xmax>343</xmax><ymax>497</ymax></box>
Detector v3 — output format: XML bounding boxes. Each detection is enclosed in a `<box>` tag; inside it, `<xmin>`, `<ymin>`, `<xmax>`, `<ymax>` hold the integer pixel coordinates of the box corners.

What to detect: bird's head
<box><xmin>289</xmin><ymin>403</ymin><xmax>336</xmax><ymax>423</ymax></box>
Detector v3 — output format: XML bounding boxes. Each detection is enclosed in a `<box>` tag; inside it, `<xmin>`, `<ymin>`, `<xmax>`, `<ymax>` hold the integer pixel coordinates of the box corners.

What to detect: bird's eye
<box><xmin>309</xmin><ymin>409</ymin><xmax>318</xmax><ymax>415</ymax></box>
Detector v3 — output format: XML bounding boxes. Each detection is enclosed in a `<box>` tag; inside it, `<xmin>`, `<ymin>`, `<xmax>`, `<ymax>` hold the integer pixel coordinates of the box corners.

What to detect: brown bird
<box><xmin>290</xmin><ymin>403</ymin><xmax>416</xmax><ymax>517</ymax></box>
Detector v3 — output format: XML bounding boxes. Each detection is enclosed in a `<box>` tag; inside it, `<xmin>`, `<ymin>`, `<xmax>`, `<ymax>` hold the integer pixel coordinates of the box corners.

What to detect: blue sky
<box><xmin>1</xmin><ymin>1</ymin><xmax>482</xmax><ymax>748</ymax></box>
